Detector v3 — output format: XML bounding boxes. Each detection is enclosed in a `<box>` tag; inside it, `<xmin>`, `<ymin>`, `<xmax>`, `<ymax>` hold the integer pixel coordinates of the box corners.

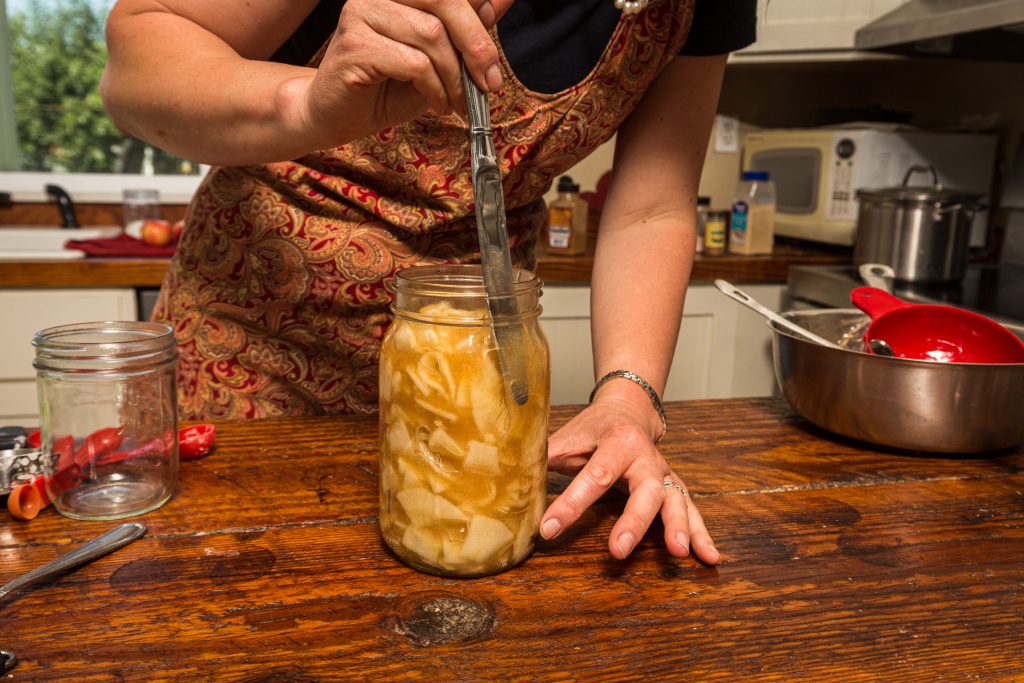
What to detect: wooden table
<box><xmin>2</xmin><ymin>399</ymin><xmax>1022</xmax><ymax>681</ymax></box>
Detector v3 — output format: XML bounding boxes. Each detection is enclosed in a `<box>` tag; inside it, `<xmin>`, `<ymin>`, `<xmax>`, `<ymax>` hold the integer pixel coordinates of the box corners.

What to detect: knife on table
<box><xmin>461</xmin><ymin>64</ymin><xmax>530</xmax><ymax>406</ymax></box>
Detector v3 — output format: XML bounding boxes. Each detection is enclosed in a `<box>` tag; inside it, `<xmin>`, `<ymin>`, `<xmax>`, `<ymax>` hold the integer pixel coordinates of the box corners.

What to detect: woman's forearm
<box><xmin>587</xmin><ymin>55</ymin><xmax>726</xmax><ymax>434</ymax></box>
<box><xmin>101</xmin><ymin>5</ymin><xmax>325</xmax><ymax>165</ymax></box>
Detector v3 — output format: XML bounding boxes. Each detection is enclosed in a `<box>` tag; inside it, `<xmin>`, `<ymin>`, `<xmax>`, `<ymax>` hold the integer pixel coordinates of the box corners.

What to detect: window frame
<box><xmin>0</xmin><ymin>0</ymin><xmax>204</xmax><ymax>205</ymax></box>
<box><xmin>0</xmin><ymin>170</ymin><xmax>205</xmax><ymax>204</ymax></box>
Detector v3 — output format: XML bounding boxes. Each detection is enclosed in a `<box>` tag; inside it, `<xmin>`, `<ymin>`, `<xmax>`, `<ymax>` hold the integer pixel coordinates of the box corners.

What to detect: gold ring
<box><xmin>663</xmin><ymin>480</ymin><xmax>687</xmax><ymax>496</ymax></box>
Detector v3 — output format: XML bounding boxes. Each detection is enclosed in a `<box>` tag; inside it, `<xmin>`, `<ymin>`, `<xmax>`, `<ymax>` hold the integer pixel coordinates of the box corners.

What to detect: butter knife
<box><xmin>461</xmin><ymin>64</ymin><xmax>529</xmax><ymax>405</ymax></box>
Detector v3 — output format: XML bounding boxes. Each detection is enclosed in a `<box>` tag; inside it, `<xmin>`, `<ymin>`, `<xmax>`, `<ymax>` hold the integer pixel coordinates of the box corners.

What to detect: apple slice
<box><xmin>460</xmin><ymin>514</ymin><xmax>514</xmax><ymax>564</ymax></box>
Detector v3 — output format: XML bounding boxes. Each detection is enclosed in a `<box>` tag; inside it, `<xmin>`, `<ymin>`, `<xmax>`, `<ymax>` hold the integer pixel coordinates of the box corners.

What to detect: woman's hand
<box><xmin>541</xmin><ymin>384</ymin><xmax>720</xmax><ymax>564</ymax></box>
<box><xmin>302</xmin><ymin>0</ymin><xmax>511</xmax><ymax>146</ymax></box>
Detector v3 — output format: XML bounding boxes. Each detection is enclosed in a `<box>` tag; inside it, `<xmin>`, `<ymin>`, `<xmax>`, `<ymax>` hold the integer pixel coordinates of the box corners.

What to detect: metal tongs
<box><xmin>461</xmin><ymin>64</ymin><xmax>529</xmax><ymax>405</ymax></box>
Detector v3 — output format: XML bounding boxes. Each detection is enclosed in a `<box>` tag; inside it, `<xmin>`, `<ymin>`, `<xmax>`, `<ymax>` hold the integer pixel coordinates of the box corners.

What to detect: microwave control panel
<box><xmin>826</xmin><ymin>136</ymin><xmax>858</xmax><ymax>221</ymax></box>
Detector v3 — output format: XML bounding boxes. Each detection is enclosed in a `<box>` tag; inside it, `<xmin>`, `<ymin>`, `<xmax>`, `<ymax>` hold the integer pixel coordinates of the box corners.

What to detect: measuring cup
<box><xmin>851</xmin><ymin>286</ymin><xmax>1024</xmax><ymax>363</ymax></box>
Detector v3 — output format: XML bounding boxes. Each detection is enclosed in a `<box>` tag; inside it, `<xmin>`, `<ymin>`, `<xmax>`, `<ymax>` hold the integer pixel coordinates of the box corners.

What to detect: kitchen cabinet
<box><xmin>0</xmin><ymin>288</ymin><xmax>136</xmax><ymax>422</ymax></box>
<box><xmin>540</xmin><ymin>282</ymin><xmax>783</xmax><ymax>405</ymax></box>
<box><xmin>733</xmin><ymin>0</ymin><xmax>910</xmax><ymax>59</ymax></box>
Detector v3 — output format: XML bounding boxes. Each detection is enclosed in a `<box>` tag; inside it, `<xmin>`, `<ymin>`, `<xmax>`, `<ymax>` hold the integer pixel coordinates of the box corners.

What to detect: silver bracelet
<box><xmin>589</xmin><ymin>370</ymin><xmax>668</xmax><ymax>442</ymax></box>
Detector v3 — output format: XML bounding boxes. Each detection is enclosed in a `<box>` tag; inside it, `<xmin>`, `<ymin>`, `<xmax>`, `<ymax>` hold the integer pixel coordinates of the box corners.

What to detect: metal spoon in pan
<box><xmin>714</xmin><ymin>279</ymin><xmax>844</xmax><ymax>350</ymax></box>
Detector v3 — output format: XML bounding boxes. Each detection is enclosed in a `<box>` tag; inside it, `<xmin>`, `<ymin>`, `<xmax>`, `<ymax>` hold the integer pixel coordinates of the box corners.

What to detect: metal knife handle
<box><xmin>463</xmin><ymin>68</ymin><xmax>496</xmax><ymax>163</ymax></box>
<box><xmin>461</xmin><ymin>63</ymin><xmax>529</xmax><ymax>405</ymax></box>
<box><xmin>0</xmin><ymin>522</ymin><xmax>147</xmax><ymax>607</ymax></box>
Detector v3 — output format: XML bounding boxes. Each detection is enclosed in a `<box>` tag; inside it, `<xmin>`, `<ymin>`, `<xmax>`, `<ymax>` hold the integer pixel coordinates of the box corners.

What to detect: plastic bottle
<box><xmin>729</xmin><ymin>171</ymin><xmax>776</xmax><ymax>255</ymax></box>
<box><xmin>695</xmin><ymin>196</ymin><xmax>710</xmax><ymax>254</ymax></box>
<box><xmin>546</xmin><ymin>176</ymin><xmax>588</xmax><ymax>256</ymax></box>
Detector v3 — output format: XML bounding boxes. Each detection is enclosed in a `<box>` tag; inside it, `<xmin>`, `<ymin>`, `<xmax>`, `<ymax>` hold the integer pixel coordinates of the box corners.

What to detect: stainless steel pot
<box><xmin>853</xmin><ymin>165</ymin><xmax>984</xmax><ymax>284</ymax></box>
<box><xmin>770</xmin><ymin>309</ymin><xmax>1024</xmax><ymax>453</ymax></box>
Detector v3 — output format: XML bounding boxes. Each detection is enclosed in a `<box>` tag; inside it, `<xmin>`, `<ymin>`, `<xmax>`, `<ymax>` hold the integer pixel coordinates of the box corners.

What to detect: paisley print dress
<box><xmin>153</xmin><ymin>1</ymin><xmax>695</xmax><ymax>420</ymax></box>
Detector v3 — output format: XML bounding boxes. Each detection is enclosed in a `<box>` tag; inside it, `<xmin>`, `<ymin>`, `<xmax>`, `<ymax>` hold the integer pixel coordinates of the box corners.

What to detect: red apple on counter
<box><xmin>172</xmin><ymin>219</ymin><xmax>185</xmax><ymax>241</ymax></box>
<box><xmin>140</xmin><ymin>219</ymin><xmax>174</xmax><ymax>247</ymax></box>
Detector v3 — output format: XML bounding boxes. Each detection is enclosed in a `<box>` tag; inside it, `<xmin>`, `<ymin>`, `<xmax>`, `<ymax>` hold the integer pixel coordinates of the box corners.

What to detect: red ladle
<box><xmin>851</xmin><ymin>286</ymin><xmax>1024</xmax><ymax>364</ymax></box>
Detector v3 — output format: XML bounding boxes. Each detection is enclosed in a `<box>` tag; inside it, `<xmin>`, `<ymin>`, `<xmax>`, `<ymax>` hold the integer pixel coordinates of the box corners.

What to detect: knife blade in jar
<box><xmin>461</xmin><ymin>63</ymin><xmax>529</xmax><ymax>405</ymax></box>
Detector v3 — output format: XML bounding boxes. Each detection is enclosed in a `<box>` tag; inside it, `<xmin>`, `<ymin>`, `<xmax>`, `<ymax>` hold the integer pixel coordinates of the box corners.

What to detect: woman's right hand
<box><xmin>302</xmin><ymin>0</ymin><xmax>512</xmax><ymax>145</ymax></box>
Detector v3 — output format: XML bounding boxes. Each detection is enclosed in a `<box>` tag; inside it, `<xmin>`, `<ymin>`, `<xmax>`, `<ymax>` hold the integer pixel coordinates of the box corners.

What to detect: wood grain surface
<box><xmin>1</xmin><ymin>398</ymin><xmax>1021</xmax><ymax>682</ymax></box>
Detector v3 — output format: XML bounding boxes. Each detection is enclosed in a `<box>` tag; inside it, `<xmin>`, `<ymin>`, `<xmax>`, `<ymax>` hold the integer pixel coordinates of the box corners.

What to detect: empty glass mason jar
<box><xmin>33</xmin><ymin>321</ymin><xmax>179</xmax><ymax>520</ymax></box>
<box><xmin>379</xmin><ymin>265</ymin><xmax>550</xmax><ymax>577</ymax></box>
<box><xmin>122</xmin><ymin>188</ymin><xmax>161</xmax><ymax>233</ymax></box>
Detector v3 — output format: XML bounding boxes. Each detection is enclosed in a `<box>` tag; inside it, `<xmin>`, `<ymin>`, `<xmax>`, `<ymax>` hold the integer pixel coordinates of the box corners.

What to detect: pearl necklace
<box><xmin>614</xmin><ymin>0</ymin><xmax>650</xmax><ymax>14</ymax></box>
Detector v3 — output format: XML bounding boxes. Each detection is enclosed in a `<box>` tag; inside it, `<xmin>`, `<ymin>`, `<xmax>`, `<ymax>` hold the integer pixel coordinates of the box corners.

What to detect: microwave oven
<box><xmin>742</xmin><ymin>127</ymin><xmax>998</xmax><ymax>246</ymax></box>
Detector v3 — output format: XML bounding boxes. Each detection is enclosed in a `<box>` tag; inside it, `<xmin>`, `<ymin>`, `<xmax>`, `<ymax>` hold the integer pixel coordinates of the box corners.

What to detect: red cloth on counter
<box><xmin>65</xmin><ymin>233</ymin><xmax>177</xmax><ymax>258</ymax></box>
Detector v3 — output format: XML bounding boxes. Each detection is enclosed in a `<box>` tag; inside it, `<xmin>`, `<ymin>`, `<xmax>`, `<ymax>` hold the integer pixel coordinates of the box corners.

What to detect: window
<box><xmin>0</xmin><ymin>0</ymin><xmax>203</xmax><ymax>203</ymax></box>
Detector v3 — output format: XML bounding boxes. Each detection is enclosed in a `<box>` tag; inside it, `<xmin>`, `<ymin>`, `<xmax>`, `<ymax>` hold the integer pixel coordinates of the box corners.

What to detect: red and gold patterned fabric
<box><xmin>153</xmin><ymin>1</ymin><xmax>695</xmax><ymax>420</ymax></box>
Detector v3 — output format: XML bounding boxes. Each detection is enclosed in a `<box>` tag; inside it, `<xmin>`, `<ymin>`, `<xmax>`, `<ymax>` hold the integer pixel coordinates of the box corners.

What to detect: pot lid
<box><xmin>856</xmin><ymin>164</ymin><xmax>984</xmax><ymax>204</ymax></box>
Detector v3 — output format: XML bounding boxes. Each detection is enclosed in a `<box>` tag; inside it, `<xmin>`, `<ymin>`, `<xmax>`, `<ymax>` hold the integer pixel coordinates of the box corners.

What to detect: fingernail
<box><xmin>707</xmin><ymin>543</ymin><xmax>721</xmax><ymax>563</ymax></box>
<box><xmin>478</xmin><ymin>1</ymin><xmax>496</xmax><ymax>27</ymax></box>
<box><xmin>541</xmin><ymin>517</ymin><xmax>561</xmax><ymax>539</ymax></box>
<box><xmin>485</xmin><ymin>63</ymin><xmax>503</xmax><ymax>92</ymax></box>
<box><xmin>616</xmin><ymin>532</ymin><xmax>635</xmax><ymax>557</ymax></box>
<box><xmin>674</xmin><ymin>532</ymin><xmax>690</xmax><ymax>556</ymax></box>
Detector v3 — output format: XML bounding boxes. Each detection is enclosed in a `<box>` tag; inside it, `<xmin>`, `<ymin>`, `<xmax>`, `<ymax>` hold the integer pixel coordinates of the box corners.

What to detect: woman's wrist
<box><xmin>276</xmin><ymin>72</ymin><xmax>337</xmax><ymax>158</ymax></box>
<box><xmin>589</xmin><ymin>370</ymin><xmax>668</xmax><ymax>442</ymax></box>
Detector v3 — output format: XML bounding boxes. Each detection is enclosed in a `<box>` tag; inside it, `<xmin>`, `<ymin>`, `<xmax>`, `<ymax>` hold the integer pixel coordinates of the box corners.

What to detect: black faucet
<box><xmin>0</xmin><ymin>191</ymin><xmax>11</xmax><ymax>208</ymax></box>
<box><xmin>45</xmin><ymin>184</ymin><xmax>81</xmax><ymax>228</ymax></box>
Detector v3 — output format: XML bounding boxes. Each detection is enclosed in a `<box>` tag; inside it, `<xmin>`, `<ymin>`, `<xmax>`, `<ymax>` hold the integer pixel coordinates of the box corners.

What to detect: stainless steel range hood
<box><xmin>855</xmin><ymin>0</ymin><xmax>1024</xmax><ymax>61</ymax></box>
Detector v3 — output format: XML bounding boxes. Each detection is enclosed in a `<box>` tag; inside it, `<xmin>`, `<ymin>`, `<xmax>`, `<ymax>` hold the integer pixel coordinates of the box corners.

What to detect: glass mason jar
<box><xmin>33</xmin><ymin>321</ymin><xmax>179</xmax><ymax>521</ymax></box>
<box><xmin>379</xmin><ymin>265</ymin><xmax>550</xmax><ymax>577</ymax></box>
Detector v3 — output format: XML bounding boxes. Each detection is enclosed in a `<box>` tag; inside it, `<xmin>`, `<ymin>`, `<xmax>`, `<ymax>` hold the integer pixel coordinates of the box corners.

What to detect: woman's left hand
<box><xmin>541</xmin><ymin>395</ymin><xmax>720</xmax><ymax>564</ymax></box>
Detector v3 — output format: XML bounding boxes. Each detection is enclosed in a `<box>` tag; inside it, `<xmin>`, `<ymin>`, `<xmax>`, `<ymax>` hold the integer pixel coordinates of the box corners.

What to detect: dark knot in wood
<box><xmin>390</xmin><ymin>594</ymin><xmax>496</xmax><ymax>647</ymax></box>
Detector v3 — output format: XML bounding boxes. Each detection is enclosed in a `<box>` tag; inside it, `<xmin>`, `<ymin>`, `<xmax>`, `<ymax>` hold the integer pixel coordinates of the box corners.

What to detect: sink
<box><xmin>0</xmin><ymin>227</ymin><xmax>121</xmax><ymax>259</ymax></box>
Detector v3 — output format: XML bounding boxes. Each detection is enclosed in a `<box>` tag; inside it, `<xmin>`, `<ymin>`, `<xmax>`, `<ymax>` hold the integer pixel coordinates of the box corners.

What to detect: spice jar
<box><xmin>703</xmin><ymin>209</ymin><xmax>729</xmax><ymax>256</ymax></box>
<box><xmin>33</xmin><ymin>321</ymin><xmax>179</xmax><ymax>520</ymax></box>
<box><xmin>379</xmin><ymin>265</ymin><xmax>550</xmax><ymax>577</ymax></box>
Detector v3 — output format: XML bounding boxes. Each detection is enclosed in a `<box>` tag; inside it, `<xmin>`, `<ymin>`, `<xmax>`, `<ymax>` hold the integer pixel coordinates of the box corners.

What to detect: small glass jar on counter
<box><xmin>122</xmin><ymin>188</ymin><xmax>161</xmax><ymax>233</ymax></box>
<box><xmin>33</xmin><ymin>321</ymin><xmax>179</xmax><ymax>520</ymax></box>
<box><xmin>703</xmin><ymin>208</ymin><xmax>730</xmax><ymax>256</ymax></box>
<box><xmin>379</xmin><ymin>265</ymin><xmax>550</xmax><ymax>577</ymax></box>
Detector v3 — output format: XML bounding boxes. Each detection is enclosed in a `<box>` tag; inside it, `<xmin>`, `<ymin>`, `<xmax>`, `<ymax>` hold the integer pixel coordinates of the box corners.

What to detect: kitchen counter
<box><xmin>2</xmin><ymin>398</ymin><xmax>1021</xmax><ymax>680</ymax></box>
<box><xmin>0</xmin><ymin>241</ymin><xmax>851</xmax><ymax>288</ymax></box>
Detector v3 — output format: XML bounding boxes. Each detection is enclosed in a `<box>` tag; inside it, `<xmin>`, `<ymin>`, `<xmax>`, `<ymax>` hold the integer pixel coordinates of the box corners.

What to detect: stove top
<box><xmin>787</xmin><ymin>263</ymin><xmax>1024</xmax><ymax>325</ymax></box>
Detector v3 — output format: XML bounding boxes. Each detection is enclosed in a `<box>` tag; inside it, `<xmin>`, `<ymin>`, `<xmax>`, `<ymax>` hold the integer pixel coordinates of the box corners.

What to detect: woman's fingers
<box><xmin>607</xmin><ymin>459</ymin><xmax>667</xmax><ymax>559</ymax></box>
<box><xmin>397</xmin><ymin>0</ymin><xmax>503</xmax><ymax>91</ymax></box>
<box><xmin>540</xmin><ymin>442</ymin><xmax>628</xmax><ymax>542</ymax></box>
<box><xmin>659</xmin><ymin>475</ymin><xmax>692</xmax><ymax>558</ymax></box>
<box><xmin>345</xmin><ymin>0</ymin><xmax>501</xmax><ymax>101</ymax></box>
<box><xmin>659</xmin><ymin>476</ymin><xmax>720</xmax><ymax>563</ymax></box>
<box><xmin>684</xmin><ymin>492</ymin><xmax>720</xmax><ymax>564</ymax></box>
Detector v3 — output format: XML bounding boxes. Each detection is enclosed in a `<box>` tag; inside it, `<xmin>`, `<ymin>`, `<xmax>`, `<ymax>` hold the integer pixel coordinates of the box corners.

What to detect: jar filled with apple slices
<box><xmin>379</xmin><ymin>265</ymin><xmax>550</xmax><ymax>577</ymax></box>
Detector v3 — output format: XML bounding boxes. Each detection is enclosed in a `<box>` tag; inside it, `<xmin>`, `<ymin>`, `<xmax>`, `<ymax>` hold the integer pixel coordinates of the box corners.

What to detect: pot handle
<box><xmin>851</xmin><ymin>286</ymin><xmax>909</xmax><ymax>320</ymax></box>
<box><xmin>902</xmin><ymin>164</ymin><xmax>940</xmax><ymax>189</ymax></box>
<box><xmin>931</xmin><ymin>201</ymin><xmax>987</xmax><ymax>216</ymax></box>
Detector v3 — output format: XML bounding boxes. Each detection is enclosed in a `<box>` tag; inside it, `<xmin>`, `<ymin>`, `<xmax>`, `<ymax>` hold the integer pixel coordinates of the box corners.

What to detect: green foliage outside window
<box><xmin>8</xmin><ymin>0</ymin><xmax>195</xmax><ymax>174</ymax></box>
